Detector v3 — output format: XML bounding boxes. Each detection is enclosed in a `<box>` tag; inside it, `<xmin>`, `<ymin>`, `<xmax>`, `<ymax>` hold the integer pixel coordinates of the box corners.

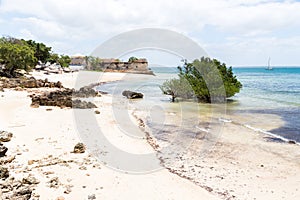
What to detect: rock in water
<box><xmin>122</xmin><ymin>90</ymin><xmax>143</xmax><ymax>99</ymax></box>
<box><xmin>73</xmin><ymin>143</ymin><xmax>86</xmax><ymax>153</ymax></box>
<box><xmin>0</xmin><ymin>143</ymin><xmax>8</xmax><ymax>157</ymax></box>
<box><xmin>288</xmin><ymin>140</ymin><xmax>296</xmax><ymax>144</ymax></box>
<box><xmin>0</xmin><ymin>131</ymin><xmax>13</xmax><ymax>142</ymax></box>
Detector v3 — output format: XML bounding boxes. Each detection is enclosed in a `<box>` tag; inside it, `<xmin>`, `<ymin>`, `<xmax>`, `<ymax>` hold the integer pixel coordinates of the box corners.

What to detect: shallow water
<box><xmin>97</xmin><ymin>67</ymin><xmax>300</xmax><ymax>143</ymax></box>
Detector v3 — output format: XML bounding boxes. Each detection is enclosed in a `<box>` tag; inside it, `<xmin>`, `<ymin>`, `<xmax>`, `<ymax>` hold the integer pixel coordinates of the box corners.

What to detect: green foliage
<box><xmin>160</xmin><ymin>78</ymin><xmax>194</xmax><ymax>102</ymax></box>
<box><xmin>0</xmin><ymin>37</ymin><xmax>37</xmax><ymax>77</ymax></box>
<box><xmin>48</xmin><ymin>53</ymin><xmax>59</xmax><ymax>64</ymax></box>
<box><xmin>128</xmin><ymin>56</ymin><xmax>138</xmax><ymax>63</ymax></box>
<box><xmin>0</xmin><ymin>36</ymin><xmax>72</xmax><ymax>77</ymax></box>
<box><xmin>86</xmin><ymin>56</ymin><xmax>102</xmax><ymax>70</ymax></box>
<box><xmin>25</xmin><ymin>40</ymin><xmax>52</xmax><ymax>63</ymax></box>
<box><xmin>58</xmin><ymin>55</ymin><xmax>71</xmax><ymax>68</ymax></box>
<box><xmin>161</xmin><ymin>57</ymin><xmax>242</xmax><ymax>103</ymax></box>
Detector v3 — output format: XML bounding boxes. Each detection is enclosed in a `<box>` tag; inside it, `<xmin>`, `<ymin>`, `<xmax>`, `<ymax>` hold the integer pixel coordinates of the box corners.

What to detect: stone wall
<box><xmin>87</xmin><ymin>58</ymin><xmax>153</xmax><ymax>74</ymax></box>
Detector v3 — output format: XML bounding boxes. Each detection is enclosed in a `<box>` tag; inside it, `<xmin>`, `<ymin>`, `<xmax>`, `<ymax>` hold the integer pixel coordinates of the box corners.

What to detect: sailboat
<box><xmin>265</xmin><ymin>57</ymin><xmax>273</xmax><ymax>70</ymax></box>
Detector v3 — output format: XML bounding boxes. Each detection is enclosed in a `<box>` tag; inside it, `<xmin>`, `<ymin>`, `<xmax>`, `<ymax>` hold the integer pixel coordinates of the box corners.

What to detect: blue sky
<box><xmin>1</xmin><ymin>0</ymin><xmax>300</xmax><ymax>66</ymax></box>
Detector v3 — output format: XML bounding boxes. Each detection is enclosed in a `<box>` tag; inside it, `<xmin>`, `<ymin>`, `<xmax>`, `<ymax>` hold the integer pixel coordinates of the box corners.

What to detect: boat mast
<box><xmin>268</xmin><ymin>57</ymin><xmax>271</xmax><ymax>69</ymax></box>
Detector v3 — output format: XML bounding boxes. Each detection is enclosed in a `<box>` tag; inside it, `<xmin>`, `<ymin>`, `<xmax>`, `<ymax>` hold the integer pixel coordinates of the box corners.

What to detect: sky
<box><xmin>0</xmin><ymin>0</ymin><xmax>300</xmax><ymax>66</ymax></box>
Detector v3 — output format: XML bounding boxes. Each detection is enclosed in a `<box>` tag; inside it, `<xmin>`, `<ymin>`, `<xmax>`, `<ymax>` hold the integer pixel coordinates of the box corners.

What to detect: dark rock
<box><xmin>0</xmin><ymin>143</ymin><xmax>8</xmax><ymax>157</ymax></box>
<box><xmin>72</xmin><ymin>99</ymin><xmax>97</xmax><ymax>109</ymax></box>
<box><xmin>0</xmin><ymin>166</ymin><xmax>9</xmax><ymax>179</ymax></box>
<box><xmin>73</xmin><ymin>143</ymin><xmax>86</xmax><ymax>153</ymax></box>
<box><xmin>88</xmin><ymin>194</ymin><xmax>96</xmax><ymax>200</ymax></box>
<box><xmin>0</xmin><ymin>131</ymin><xmax>13</xmax><ymax>142</ymax></box>
<box><xmin>73</xmin><ymin>87</ymin><xmax>100</xmax><ymax>98</ymax></box>
<box><xmin>15</xmin><ymin>186</ymin><xmax>32</xmax><ymax>199</ymax></box>
<box><xmin>30</xmin><ymin>89</ymin><xmax>97</xmax><ymax>109</ymax></box>
<box><xmin>0</xmin><ymin>76</ymin><xmax>64</xmax><ymax>89</ymax></box>
<box><xmin>95</xmin><ymin>110</ymin><xmax>100</xmax><ymax>114</ymax></box>
<box><xmin>288</xmin><ymin>140</ymin><xmax>296</xmax><ymax>144</ymax></box>
<box><xmin>22</xmin><ymin>175</ymin><xmax>40</xmax><ymax>185</ymax></box>
<box><xmin>56</xmin><ymin>81</ymin><xmax>63</xmax><ymax>88</ymax></box>
<box><xmin>48</xmin><ymin>177</ymin><xmax>60</xmax><ymax>188</ymax></box>
<box><xmin>122</xmin><ymin>90</ymin><xmax>143</xmax><ymax>99</ymax></box>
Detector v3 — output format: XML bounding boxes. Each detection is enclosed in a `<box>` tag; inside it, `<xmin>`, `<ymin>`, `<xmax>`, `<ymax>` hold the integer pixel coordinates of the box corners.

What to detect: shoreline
<box><xmin>0</xmin><ymin>71</ymin><xmax>218</xmax><ymax>199</ymax></box>
<box><xmin>1</xmin><ymin>70</ymin><xmax>300</xmax><ymax>199</ymax></box>
<box><xmin>128</xmin><ymin>97</ymin><xmax>300</xmax><ymax>199</ymax></box>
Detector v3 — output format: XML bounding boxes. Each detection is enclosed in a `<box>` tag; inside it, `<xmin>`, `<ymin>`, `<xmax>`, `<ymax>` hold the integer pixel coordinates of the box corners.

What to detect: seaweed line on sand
<box><xmin>131</xmin><ymin>110</ymin><xmax>235</xmax><ymax>200</ymax></box>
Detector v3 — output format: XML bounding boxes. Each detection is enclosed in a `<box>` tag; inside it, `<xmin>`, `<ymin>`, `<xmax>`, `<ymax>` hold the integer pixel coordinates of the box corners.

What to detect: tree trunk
<box><xmin>171</xmin><ymin>96</ymin><xmax>175</xmax><ymax>102</ymax></box>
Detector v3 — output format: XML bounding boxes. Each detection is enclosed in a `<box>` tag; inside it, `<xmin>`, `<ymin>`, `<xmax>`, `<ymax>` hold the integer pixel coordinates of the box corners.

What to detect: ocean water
<box><xmin>231</xmin><ymin>67</ymin><xmax>300</xmax><ymax>142</ymax></box>
<box><xmin>97</xmin><ymin>67</ymin><xmax>300</xmax><ymax>143</ymax></box>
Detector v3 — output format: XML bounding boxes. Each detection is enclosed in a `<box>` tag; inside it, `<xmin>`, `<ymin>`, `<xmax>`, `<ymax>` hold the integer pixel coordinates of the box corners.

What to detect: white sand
<box><xmin>0</xmin><ymin>71</ymin><xmax>218</xmax><ymax>200</ymax></box>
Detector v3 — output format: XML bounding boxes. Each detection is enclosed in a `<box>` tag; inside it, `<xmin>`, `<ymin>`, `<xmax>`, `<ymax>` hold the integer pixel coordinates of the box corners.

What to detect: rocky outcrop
<box><xmin>122</xmin><ymin>90</ymin><xmax>143</xmax><ymax>99</ymax></box>
<box><xmin>0</xmin><ymin>131</ymin><xmax>13</xmax><ymax>142</ymax></box>
<box><xmin>1</xmin><ymin>177</ymin><xmax>36</xmax><ymax>199</ymax></box>
<box><xmin>0</xmin><ymin>143</ymin><xmax>8</xmax><ymax>157</ymax></box>
<box><xmin>73</xmin><ymin>143</ymin><xmax>86</xmax><ymax>154</ymax></box>
<box><xmin>30</xmin><ymin>88</ymin><xmax>98</xmax><ymax>109</ymax></box>
<box><xmin>73</xmin><ymin>86</ymin><xmax>101</xmax><ymax>98</ymax></box>
<box><xmin>0</xmin><ymin>166</ymin><xmax>9</xmax><ymax>180</ymax></box>
<box><xmin>0</xmin><ymin>77</ymin><xmax>63</xmax><ymax>89</ymax></box>
<box><xmin>72</xmin><ymin>99</ymin><xmax>97</xmax><ymax>109</ymax></box>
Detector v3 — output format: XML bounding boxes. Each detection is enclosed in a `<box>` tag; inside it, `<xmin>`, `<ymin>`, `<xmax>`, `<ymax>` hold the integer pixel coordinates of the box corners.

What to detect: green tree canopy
<box><xmin>128</xmin><ymin>56</ymin><xmax>138</xmax><ymax>62</ymax></box>
<box><xmin>58</xmin><ymin>55</ymin><xmax>71</xmax><ymax>68</ymax></box>
<box><xmin>160</xmin><ymin>78</ymin><xmax>194</xmax><ymax>102</ymax></box>
<box><xmin>25</xmin><ymin>40</ymin><xmax>52</xmax><ymax>63</ymax></box>
<box><xmin>0</xmin><ymin>37</ymin><xmax>37</xmax><ymax>77</ymax></box>
<box><xmin>48</xmin><ymin>53</ymin><xmax>59</xmax><ymax>64</ymax></box>
<box><xmin>160</xmin><ymin>57</ymin><xmax>242</xmax><ymax>103</ymax></box>
<box><xmin>0</xmin><ymin>36</ymin><xmax>72</xmax><ymax>77</ymax></box>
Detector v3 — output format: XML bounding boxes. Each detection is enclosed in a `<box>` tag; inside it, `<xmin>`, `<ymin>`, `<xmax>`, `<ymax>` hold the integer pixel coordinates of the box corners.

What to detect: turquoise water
<box><xmin>231</xmin><ymin>67</ymin><xmax>300</xmax><ymax>142</ymax></box>
<box><xmin>97</xmin><ymin>67</ymin><xmax>300</xmax><ymax>142</ymax></box>
<box><xmin>232</xmin><ymin>67</ymin><xmax>300</xmax><ymax>107</ymax></box>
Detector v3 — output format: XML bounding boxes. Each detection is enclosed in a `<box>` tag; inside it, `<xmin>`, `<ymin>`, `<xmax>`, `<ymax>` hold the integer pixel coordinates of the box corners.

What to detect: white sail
<box><xmin>266</xmin><ymin>57</ymin><xmax>273</xmax><ymax>70</ymax></box>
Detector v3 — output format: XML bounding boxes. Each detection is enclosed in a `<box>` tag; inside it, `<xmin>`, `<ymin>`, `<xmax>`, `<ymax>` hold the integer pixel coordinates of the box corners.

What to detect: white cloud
<box><xmin>0</xmin><ymin>0</ymin><xmax>299</xmax><ymax>65</ymax></box>
<box><xmin>13</xmin><ymin>17</ymin><xmax>65</xmax><ymax>39</ymax></box>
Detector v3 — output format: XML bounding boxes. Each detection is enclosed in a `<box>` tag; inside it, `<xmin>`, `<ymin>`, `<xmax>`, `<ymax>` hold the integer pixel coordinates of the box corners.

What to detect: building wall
<box><xmin>70</xmin><ymin>56</ymin><xmax>86</xmax><ymax>65</ymax></box>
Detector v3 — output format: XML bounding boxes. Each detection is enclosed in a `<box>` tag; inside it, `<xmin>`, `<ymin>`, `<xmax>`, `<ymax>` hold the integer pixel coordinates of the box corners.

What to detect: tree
<box><xmin>86</xmin><ymin>56</ymin><xmax>102</xmax><ymax>70</ymax></box>
<box><xmin>160</xmin><ymin>78</ymin><xmax>193</xmax><ymax>102</ymax></box>
<box><xmin>0</xmin><ymin>37</ymin><xmax>37</xmax><ymax>77</ymax></box>
<box><xmin>128</xmin><ymin>56</ymin><xmax>138</xmax><ymax>63</ymax></box>
<box><xmin>58</xmin><ymin>55</ymin><xmax>71</xmax><ymax>68</ymax></box>
<box><xmin>161</xmin><ymin>57</ymin><xmax>242</xmax><ymax>103</ymax></box>
<box><xmin>48</xmin><ymin>53</ymin><xmax>59</xmax><ymax>64</ymax></box>
<box><xmin>25</xmin><ymin>40</ymin><xmax>52</xmax><ymax>63</ymax></box>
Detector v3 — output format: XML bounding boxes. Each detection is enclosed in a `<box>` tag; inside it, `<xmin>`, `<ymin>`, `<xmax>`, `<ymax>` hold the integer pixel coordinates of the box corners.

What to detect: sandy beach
<box><xmin>0</xmin><ymin>71</ymin><xmax>218</xmax><ymax>200</ymax></box>
<box><xmin>0</xmin><ymin>71</ymin><xmax>300</xmax><ymax>200</ymax></box>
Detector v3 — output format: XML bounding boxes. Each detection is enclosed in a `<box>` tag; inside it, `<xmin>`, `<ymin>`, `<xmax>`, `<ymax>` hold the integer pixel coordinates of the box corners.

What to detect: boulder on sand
<box><xmin>0</xmin><ymin>131</ymin><xmax>13</xmax><ymax>142</ymax></box>
<box><xmin>0</xmin><ymin>143</ymin><xmax>8</xmax><ymax>157</ymax></box>
<box><xmin>73</xmin><ymin>143</ymin><xmax>86</xmax><ymax>153</ymax></box>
